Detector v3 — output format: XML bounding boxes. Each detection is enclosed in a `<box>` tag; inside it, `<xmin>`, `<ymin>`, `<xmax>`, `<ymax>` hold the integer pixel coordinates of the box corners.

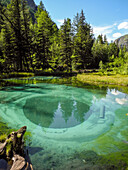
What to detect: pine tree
<box><xmin>97</xmin><ymin>34</ymin><xmax>104</xmax><ymax>44</ymax></box>
<box><xmin>59</xmin><ymin>18</ymin><xmax>73</xmax><ymax>72</ymax></box>
<box><xmin>73</xmin><ymin>10</ymin><xmax>94</xmax><ymax>70</ymax></box>
<box><xmin>1</xmin><ymin>0</ymin><xmax>33</xmax><ymax>71</ymax></box>
<box><xmin>0</xmin><ymin>0</ymin><xmax>23</xmax><ymax>70</ymax></box>
<box><xmin>103</xmin><ymin>35</ymin><xmax>107</xmax><ymax>44</ymax></box>
<box><xmin>50</xmin><ymin>24</ymin><xmax>59</xmax><ymax>70</ymax></box>
<box><xmin>92</xmin><ymin>38</ymin><xmax>119</xmax><ymax>69</ymax></box>
<box><xmin>35</xmin><ymin>10</ymin><xmax>50</xmax><ymax>69</ymax></box>
<box><xmin>72</xmin><ymin>12</ymin><xmax>79</xmax><ymax>33</ymax></box>
<box><xmin>91</xmin><ymin>40</ymin><xmax>108</xmax><ymax>68</ymax></box>
<box><xmin>34</xmin><ymin>2</ymin><xmax>57</xmax><ymax>71</ymax></box>
<box><xmin>2</xmin><ymin>25</ymin><xmax>15</xmax><ymax>70</ymax></box>
<box><xmin>21</xmin><ymin>0</ymin><xmax>33</xmax><ymax>70</ymax></box>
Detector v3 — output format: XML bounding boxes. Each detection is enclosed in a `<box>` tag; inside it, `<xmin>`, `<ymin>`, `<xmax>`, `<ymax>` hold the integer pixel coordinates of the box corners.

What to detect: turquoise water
<box><xmin>0</xmin><ymin>77</ymin><xmax>128</xmax><ymax>169</ymax></box>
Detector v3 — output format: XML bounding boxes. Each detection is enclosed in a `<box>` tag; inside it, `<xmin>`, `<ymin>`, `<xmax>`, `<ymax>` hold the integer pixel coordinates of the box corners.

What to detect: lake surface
<box><xmin>0</xmin><ymin>76</ymin><xmax>128</xmax><ymax>169</ymax></box>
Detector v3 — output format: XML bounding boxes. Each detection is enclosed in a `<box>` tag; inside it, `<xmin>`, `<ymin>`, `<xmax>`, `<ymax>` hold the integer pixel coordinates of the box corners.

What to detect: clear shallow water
<box><xmin>0</xmin><ymin>76</ymin><xmax>128</xmax><ymax>169</ymax></box>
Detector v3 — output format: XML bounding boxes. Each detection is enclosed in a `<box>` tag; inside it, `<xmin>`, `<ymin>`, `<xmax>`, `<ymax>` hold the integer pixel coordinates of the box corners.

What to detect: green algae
<box><xmin>76</xmin><ymin>105</ymin><xmax>128</xmax><ymax>168</ymax></box>
<box><xmin>24</xmin><ymin>131</ymin><xmax>32</xmax><ymax>147</ymax></box>
<box><xmin>99</xmin><ymin>151</ymin><xmax>128</xmax><ymax>169</ymax></box>
<box><xmin>78</xmin><ymin>107</ymin><xmax>128</xmax><ymax>169</ymax></box>
<box><xmin>0</xmin><ymin>134</ymin><xmax>7</xmax><ymax>142</ymax></box>
<box><xmin>75</xmin><ymin>150</ymin><xmax>100</xmax><ymax>164</ymax></box>
<box><xmin>75</xmin><ymin>150</ymin><xmax>128</xmax><ymax>169</ymax></box>
<box><xmin>90</xmin><ymin>106</ymin><xmax>128</xmax><ymax>152</ymax></box>
<box><xmin>0</xmin><ymin>121</ymin><xmax>11</xmax><ymax>138</ymax></box>
<box><xmin>91</xmin><ymin>126</ymin><xmax>128</xmax><ymax>154</ymax></box>
<box><xmin>121</xmin><ymin>129</ymin><xmax>128</xmax><ymax>141</ymax></box>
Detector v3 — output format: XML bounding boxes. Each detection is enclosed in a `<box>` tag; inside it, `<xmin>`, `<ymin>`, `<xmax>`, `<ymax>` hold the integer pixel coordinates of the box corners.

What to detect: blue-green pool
<box><xmin>0</xmin><ymin>76</ymin><xmax>128</xmax><ymax>169</ymax></box>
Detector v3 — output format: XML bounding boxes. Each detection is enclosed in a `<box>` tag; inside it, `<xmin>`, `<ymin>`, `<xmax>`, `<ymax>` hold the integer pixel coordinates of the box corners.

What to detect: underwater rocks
<box><xmin>0</xmin><ymin>126</ymin><xmax>33</xmax><ymax>170</ymax></box>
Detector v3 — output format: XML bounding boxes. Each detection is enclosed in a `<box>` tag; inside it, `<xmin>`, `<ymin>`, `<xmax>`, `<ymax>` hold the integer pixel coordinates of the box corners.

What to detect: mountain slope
<box><xmin>1</xmin><ymin>0</ymin><xmax>37</xmax><ymax>11</ymax></box>
<box><xmin>1</xmin><ymin>0</ymin><xmax>37</xmax><ymax>22</ymax></box>
<box><xmin>25</xmin><ymin>0</ymin><xmax>37</xmax><ymax>11</ymax></box>
<box><xmin>115</xmin><ymin>34</ymin><xmax>128</xmax><ymax>50</ymax></box>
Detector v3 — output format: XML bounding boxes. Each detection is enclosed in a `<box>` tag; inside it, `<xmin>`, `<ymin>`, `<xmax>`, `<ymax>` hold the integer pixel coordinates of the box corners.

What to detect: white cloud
<box><xmin>92</xmin><ymin>24</ymin><xmax>116</xmax><ymax>39</ymax></box>
<box><xmin>91</xmin><ymin>24</ymin><xmax>117</xmax><ymax>42</ymax></box>
<box><xmin>106</xmin><ymin>36</ymin><xmax>115</xmax><ymax>43</ymax></box>
<box><xmin>118</xmin><ymin>22</ymin><xmax>128</xmax><ymax>30</ymax></box>
<box><xmin>113</xmin><ymin>32</ymin><xmax>122</xmax><ymax>38</ymax></box>
<box><xmin>93</xmin><ymin>25</ymin><xmax>113</xmax><ymax>35</ymax></box>
<box><xmin>56</xmin><ymin>19</ymin><xmax>64</xmax><ymax>28</ymax></box>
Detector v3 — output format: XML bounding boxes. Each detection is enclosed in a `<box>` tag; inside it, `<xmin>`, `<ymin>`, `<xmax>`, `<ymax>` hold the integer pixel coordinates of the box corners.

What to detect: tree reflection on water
<box><xmin>23</xmin><ymin>96</ymin><xmax>91</xmax><ymax>128</ymax></box>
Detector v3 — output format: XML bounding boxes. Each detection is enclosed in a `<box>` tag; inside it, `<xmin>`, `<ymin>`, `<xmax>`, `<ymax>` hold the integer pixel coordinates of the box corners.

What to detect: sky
<box><xmin>34</xmin><ymin>0</ymin><xmax>128</xmax><ymax>42</ymax></box>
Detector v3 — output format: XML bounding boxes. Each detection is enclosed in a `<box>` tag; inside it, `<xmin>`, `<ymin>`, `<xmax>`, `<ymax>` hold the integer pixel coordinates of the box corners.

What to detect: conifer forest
<box><xmin>0</xmin><ymin>0</ymin><xmax>128</xmax><ymax>74</ymax></box>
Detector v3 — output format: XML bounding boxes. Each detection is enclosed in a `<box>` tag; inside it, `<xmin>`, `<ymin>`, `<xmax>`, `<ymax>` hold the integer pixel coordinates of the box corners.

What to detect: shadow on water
<box><xmin>26</xmin><ymin>146</ymin><xmax>44</xmax><ymax>156</ymax></box>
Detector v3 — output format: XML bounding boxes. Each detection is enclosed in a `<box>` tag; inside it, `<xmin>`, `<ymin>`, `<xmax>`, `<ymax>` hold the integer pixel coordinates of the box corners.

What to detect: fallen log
<box><xmin>0</xmin><ymin>126</ymin><xmax>33</xmax><ymax>170</ymax></box>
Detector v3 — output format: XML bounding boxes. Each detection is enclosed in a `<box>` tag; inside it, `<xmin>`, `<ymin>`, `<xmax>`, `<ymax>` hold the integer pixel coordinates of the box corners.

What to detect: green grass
<box><xmin>0</xmin><ymin>72</ymin><xmax>34</xmax><ymax>79</ymax></box>
<box><xmin>77</xmin><ymin>73</ymin><xmax>128</xmax><ymax>86</ymax></box>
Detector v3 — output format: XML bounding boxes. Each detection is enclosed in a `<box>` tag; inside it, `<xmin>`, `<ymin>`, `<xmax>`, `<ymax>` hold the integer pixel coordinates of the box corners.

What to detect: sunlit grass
<box><xmin>0</xmin><ymin>72</ymin><xmax>34</xmax><ymax>79</ymax></box>
<box><xmin>77</xmin><ymin>73</ymin><xmax>128</xmax><ymax>86</ymax></box>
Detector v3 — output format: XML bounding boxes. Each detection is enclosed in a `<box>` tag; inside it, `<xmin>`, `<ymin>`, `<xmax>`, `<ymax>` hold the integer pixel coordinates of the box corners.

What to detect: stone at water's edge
<box><xmin>0</xmin><ymin>126</ymin><xmax>33</xmax><ymax>170</ymax></box>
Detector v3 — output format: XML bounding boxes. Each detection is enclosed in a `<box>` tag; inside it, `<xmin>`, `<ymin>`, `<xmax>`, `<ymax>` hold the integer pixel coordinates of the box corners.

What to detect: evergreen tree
<box><xmin>73</xmin><ymin>10</ymin><xmax>94</xmax><ymax>70</ymax></box>
<box><xmin>0</xmin><ymin>28</ymin><xmax>5</xmax><ymax>72</ymax></box>
<box><xmin>91</xmin><ymin>40</ymin><xmax>108</xmax><ymax>68</ymax></box>
<box><xmin>21</xmin><ymin>0</ymin><xmax>33</xmax><ymax>70</ymax></box>
<box><xmin>0</xmin><ymin>0</ymin><xmax>32</xmax><ymax>71</ymax></box>
<box><xmin>50</xmin><ymin>24</ymin><xmax>59</xmax><ymax>70</ymax></box>
<box><xmin>59</xmin><ymin>18</ymin><xmax>73</xmax><ymax>72</ymax></box>
<box><xmin>97</xmin><ymin>34</ymin><xmax>104</xmax><ymax>44</ymax></box>
<box><xmin>108</xmin><ymin>42</ymin><xmax>118</xmax><ymax>59</ymax></box>
<box><xmin>34</xmin><ymin>2</ymin><xmax>58</xmax><ymax>71</ymax></box>
<box><xmin>103</xmin><ymin>35</ymin><xmax>107</xmax><ymax>44</ymax></box>
<box><xmin>92</xmin><ymin>38</ymin><xmax>119</xmax><ymax>69</ymax></box>
<box><xmin>72</xmin><ymin>12</ymin><xmax>79</xmax><ymax>33</ymax></box>
<box><xmin>35</xmin><ymin>10</ymin><xmax>50</xmax><ymax>69</ymax></box>
<box><xmin>2</xmin><ymin>25</ymin><xmax>15</xmax><ymax>70</ymax></box>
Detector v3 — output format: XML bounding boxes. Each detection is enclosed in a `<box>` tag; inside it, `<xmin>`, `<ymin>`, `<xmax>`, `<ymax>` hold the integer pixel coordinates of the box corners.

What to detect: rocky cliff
<box><xmin>115</xmin><ymin>34</ymin><xmax>128</xmax><ymax>50</ymax></box>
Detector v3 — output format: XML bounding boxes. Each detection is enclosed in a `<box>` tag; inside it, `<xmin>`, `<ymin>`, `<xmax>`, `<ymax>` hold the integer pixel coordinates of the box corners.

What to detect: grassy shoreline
<box><xmin>0</xmin><ymin>71</ymin><xmax>128</xmax><ymax>87</ymax></box>
<box><xmin>0</xmin><ymin>71</ymin><xmax>78</xmax><ymax>79</ymax></box>
<box><xmin>77</xmin><ymin>73</ymin><xmax>128</xmax><ymax>86</ymax></box>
